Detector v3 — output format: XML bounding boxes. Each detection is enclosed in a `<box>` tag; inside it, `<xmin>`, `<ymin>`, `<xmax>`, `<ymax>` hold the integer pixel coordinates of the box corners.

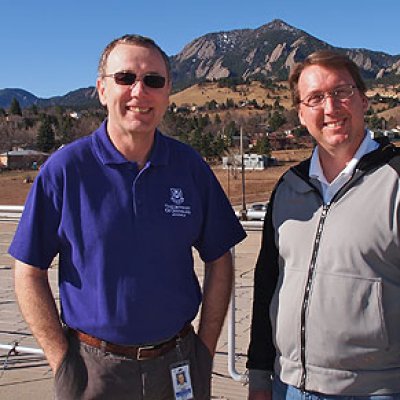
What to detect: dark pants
<box><xmin>54</xmin><ymin>330</ymin><xmax>212</xmax><ymax>400</ymax></box>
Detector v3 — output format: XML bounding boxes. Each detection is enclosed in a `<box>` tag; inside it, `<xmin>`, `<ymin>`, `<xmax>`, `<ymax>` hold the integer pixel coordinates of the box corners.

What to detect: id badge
<box><xmin>170</xmin><ymin>361</ymin><xmax>194</xmax><ymax>400</ymax></box>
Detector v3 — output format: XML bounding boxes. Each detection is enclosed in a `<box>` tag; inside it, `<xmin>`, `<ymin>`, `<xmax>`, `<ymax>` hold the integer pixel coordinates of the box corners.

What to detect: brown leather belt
<box><xmin>69</xmin><ymin>324</ymin><xmax>192</xmax><ymax>360</ymax></box>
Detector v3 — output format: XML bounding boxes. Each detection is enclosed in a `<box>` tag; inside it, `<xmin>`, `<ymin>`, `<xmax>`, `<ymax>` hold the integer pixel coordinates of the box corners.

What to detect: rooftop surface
<box><xmin>0</xmin><ymin>220</ymin><xmax>261</xmax><ymax>399</ymax></box>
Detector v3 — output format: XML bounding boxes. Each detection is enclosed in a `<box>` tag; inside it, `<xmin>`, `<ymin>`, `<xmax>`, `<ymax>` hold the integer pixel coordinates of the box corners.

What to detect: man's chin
<box><xmin>325</xmin><ymin>133</ymin><xmax>350</xmax><ymax>146</ymax></box>
<box><xmin>125</xmin><ymin>123</ymin><xmax>156</xmax><ymax>137</ymax></box>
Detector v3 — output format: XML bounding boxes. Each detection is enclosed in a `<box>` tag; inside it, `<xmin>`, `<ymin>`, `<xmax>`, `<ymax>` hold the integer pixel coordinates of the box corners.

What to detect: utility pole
<box><xmin>240</xmin><ymin>126</ymin><xmax>247</xmax><ymax>220</ymax></box>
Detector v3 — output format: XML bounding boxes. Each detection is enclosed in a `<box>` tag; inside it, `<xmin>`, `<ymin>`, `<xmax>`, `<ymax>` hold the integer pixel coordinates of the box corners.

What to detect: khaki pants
<box><xmin>54</xmin><ymin>330</ymin><xmax>212</xmax><ymax>400</ymax></box>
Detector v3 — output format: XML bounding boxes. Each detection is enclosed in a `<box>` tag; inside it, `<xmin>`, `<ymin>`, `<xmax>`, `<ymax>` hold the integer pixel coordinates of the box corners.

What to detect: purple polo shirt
<box><xmin>9</xmin><ymin>121</ymin><xmax>246</xmax><ymax>344</ymax></box>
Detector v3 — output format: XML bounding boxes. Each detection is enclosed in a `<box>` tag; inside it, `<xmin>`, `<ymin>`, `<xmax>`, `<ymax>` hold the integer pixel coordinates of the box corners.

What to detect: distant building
<box><xmin>370</xmin><ymin>129</ymin><xmax>397</xmax><ymax>140</ymax></box>
<box><xmin>172</xmin><ymin>106</ymin><xmax>190</xmax><ymax>113</ymax></box>
<box><xmin>69</xmin><ymin>111</ymin><xmax>82</xmax><ymax>119</ymax></box>
<box><xmin>0</xmin><ymin>149</ymin><xmax>49</xmax><ymax>169</ymax></box>
<box><xmin>222</xmin><ymin>153</ymin><xmax>275</xmax><ymax>170</ymax></box>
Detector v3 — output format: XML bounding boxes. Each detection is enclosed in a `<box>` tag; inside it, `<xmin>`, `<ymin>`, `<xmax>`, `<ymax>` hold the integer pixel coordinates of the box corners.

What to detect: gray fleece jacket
<box><xmin>247</xmin><ymin>139</ymin><xmax>400</xmax><ymax>395</ymax></box>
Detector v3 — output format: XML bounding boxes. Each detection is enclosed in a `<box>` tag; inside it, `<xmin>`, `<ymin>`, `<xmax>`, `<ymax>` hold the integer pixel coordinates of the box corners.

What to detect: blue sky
<box><xmin>2</xmin><ymin>0</ymin><xmax>399</xmax><ymax>98</ymax></box>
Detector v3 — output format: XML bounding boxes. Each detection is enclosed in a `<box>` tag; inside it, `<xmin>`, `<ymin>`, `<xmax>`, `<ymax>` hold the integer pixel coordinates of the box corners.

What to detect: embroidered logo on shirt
<box><xmin>170</xmin><ymin>188</ymin><xmax>184</xmax><ymax>205</ymax></box>
<box><xmin>165</xmin><ymin>188</ymin><xmax>192</xmax><ymax>217</ymax></box>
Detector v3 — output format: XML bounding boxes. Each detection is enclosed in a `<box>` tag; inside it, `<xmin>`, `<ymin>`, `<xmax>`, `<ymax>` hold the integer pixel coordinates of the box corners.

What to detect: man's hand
<box><xmin>248</xmin><ymin>390</ymin><xmax>272</xmax><ymax>400</ymax></box>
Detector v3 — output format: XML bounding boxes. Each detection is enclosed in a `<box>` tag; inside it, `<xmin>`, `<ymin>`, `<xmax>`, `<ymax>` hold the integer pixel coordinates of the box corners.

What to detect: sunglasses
<box><xmin>103</xmin><ymin>71</ymin><xmax>167</xmax><ymax>89</ymax></box>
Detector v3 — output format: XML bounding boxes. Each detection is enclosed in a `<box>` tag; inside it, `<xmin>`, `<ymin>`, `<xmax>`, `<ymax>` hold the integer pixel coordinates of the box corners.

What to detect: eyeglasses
<box><xmin>102</xmin><ymin>71</ymin><xmax>167</xmax><ymax>89</ymax></box>
<box><xmin>299</xmin><ymin>84</ymin><xmax>357</xmax><ymax>108</ymax></box>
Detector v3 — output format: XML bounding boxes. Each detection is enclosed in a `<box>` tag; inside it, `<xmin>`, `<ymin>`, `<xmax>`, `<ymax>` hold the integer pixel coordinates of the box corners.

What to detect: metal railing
<box><xmin>0</xmin><ymin>205</ymin><xmax>24</xmax><ymax>221</ymax></box>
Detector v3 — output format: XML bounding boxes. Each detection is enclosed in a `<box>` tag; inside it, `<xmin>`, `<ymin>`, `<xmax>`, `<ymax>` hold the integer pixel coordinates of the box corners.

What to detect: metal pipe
<box><xmin>0</xmin><ymin>343</ymin><xmax>44</xmax><ymax>355</ymax></box>
<box><xmin>227</xmin><ymin>247</ymin><xmax>248</xmax><ymax>383</ymax></box>
<box><xmin>0</xmin><ymin>206</ymin><xmax>24</xmax><ymax>212</ymax></box>
<box><xmin>241</xmin><ymin>220</ymin><xmax>263</xmax><ymax>231</ymax></box>
<box><xmin>0</xmin><ymin>205</ymin><xmax>24</xmax><ymax>221</ymax></box>
<box><xmin>240</xmin><ymin>126</ymin><xmax>247</xmax><ymax>220</ymax></box>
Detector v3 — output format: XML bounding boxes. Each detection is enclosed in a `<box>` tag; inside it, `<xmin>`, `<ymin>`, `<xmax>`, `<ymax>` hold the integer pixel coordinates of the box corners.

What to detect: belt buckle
<box><xmin>136</xmin><ymin>345</ymin><xmax>156</xmax><ymax>360</ymax></box>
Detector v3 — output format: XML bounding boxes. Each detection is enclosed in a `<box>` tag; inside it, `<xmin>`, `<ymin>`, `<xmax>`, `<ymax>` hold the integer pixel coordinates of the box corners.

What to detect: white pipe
<box><xmin>227</xmin><ymin>247</ymin><xmax>248</xmax><ymax>383</ymax></box>
<box><xmin>241</xmin><ymin>220</ymin><xmax>263</xmax><ymax>231</ymax></box>
<box><xmin>0</xmin><ymin>343</ymin><xmax>44</xmax><ymax>355</ymax></box>
<box><xmin>0</xmin><ymin>206</ymin><xmax>24</xmax><ymax>212</ymax></box>
<box><xmin>0</xmin><ymin>205</ymin><xmax>24</xmax><ymax>221</ymax></box>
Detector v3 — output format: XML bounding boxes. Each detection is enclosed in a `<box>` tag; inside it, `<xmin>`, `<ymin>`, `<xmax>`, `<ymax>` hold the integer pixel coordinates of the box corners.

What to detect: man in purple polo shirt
<box><xmin>9</xmin><ymin>34</ymin><xmax>246</xmax><ymax>400</ymax></box>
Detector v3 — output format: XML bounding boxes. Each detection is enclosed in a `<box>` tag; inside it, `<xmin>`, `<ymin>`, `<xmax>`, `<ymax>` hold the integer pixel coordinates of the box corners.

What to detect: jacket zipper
<box><xmin>299</xmin><ymin>203</ymin><xmax>330</xmax><ymax>390</ymax></box>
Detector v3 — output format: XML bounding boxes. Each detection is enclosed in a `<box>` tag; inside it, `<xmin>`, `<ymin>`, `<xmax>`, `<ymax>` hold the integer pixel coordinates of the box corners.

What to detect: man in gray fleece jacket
<box><xmin>247</xmin><ymin>50</ymin><xmax>400</xmax><ymax>400</ymax></box>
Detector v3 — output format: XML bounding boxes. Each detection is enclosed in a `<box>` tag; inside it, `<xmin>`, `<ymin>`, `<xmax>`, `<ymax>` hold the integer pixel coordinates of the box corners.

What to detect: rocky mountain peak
<box><xmin>261</xmin><ymin>18</ymin><xmax>299</xmax><ymax>33</ymax></box>
<box><xmin>171</xmin><ymin>19</ymin><xmax>400</xmax><ymax>90</ymax></box>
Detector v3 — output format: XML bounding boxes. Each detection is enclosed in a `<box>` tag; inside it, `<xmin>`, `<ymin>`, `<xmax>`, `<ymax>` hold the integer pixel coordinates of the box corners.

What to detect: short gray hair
<box><xmin>98</xmin><ymin>34</ymin><xmax>171</xmax><ymax>79</ymax></box>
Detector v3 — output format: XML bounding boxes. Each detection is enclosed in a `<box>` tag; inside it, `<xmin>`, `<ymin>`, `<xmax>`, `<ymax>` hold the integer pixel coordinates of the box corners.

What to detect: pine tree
<box><xmin>30</xmin><ymin>104</ymin><xmax>38</xmax><ymax>115</ymax></box>
<box><xmin>37</xmin><ymin>117</ymin><xmax>55</xmax><ymax>152</ymax></box>
<box><xmin>254</xmin><ymin>137</ymin><xmax>271</xmax><ymax>157</ymax></box>
<box><xmin>9</xmin><ymin>98</ymin><xmax>22</xmax><ymax>116</ymax></box>
<box><xmin>269</xmin><ymin>111</ymin><xmax>286</xmax><ymax>131</ymax></box>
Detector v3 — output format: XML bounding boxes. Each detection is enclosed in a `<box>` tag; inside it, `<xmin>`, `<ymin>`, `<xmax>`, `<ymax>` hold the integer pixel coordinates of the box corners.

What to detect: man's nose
<box><xmin>323</xmin><ymin>94</ymin><xmax>340</xmax><ymax>112</ymax></box>
<box><xmin>130</xmin><ymin>80</ymin><xmax>146</xmax><ymax>94</ymax></box>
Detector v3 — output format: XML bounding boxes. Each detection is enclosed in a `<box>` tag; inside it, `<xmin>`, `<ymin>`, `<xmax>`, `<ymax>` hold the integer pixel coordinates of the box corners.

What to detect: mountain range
<box><xmin>1</xmin><ymin>19</ymin><xmax>399</xmax><ymax>109</ymax></box>
<box><xmin>0</xmin><ymin>87</ymin><xmax>99</xmax><ymax>110</ymax></box>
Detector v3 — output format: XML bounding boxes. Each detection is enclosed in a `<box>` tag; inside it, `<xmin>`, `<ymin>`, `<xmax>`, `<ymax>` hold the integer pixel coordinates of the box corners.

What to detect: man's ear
<box><xmin>167</xmin><ymin>78</ymin><xmax>172</xmax><ymax>95</ymax></box>
<box><xmin>298</xmin><ymin>106</ymin><xmax>306</xmax><ymax>127</ymax></box>
<box><xmin>361</xmin><ymin>93</ymin><xmax>369</xmax><ymax>113</ymax></box>
<box><xmin>96</xmin><ymin>78</ymin><xmax>107</xmax><ymax>107</ymax></box>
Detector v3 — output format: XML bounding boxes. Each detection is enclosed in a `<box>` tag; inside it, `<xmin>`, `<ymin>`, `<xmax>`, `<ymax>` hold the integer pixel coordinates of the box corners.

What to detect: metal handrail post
<box><xmin>227</xmin><ymin>246</ymin><xmax>248</xmax><ymax>383</ymax></box>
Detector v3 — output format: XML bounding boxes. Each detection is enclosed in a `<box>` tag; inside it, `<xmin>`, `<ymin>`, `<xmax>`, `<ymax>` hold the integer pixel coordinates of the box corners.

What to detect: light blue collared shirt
<box><xmin>309</xmin><ymin>130</ymin><xmax>379</xmax><ymax>204</ymax></box>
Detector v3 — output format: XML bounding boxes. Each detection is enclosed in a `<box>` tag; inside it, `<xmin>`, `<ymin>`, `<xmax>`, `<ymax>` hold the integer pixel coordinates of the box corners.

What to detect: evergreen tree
<box><xmin>213</xmin><ymin>135</ymin><xmax>226</xmax><ymax>159</ymax></box>
<box><xmin>30</xmin><ymin>104</ymin><xmax>39</xmax><ymax>115</ymax></box>
<box><xmin>292</xmin><ymin>125</ymin><xmax>309</xmax><ymax>137</ymax></box>
<box><xmin>273</xmin><ymin>97</ymin><xmax>282</xmax><ymax>110</ymax></box>
<box><xmin>206</xmin><ymin>99</ymin><xmax>218</xmax><ymax>111</ymax></box>
<box><xmin>189</xmin><ymin>128</ymin><xmax>203</xmax><ymax>153</ymax></box>
<box><xmin>224</xmin><ymin>120</ymin><xmax>239</xmax><ymax>147</ymax></box>
<box><xmin>201</xmin><ymin>131</ymin><xmax>214</xmax><ymax>159</ymax></box>
<box><xmin>9</xmin><ymin>98</ymin><xmax>22</xmax><ymax>116</ymax></box>
<box><xmin>59</xmin><ymin>116</ymin><xmax>74</xmax><ymax>144</ymax></box>
<box><xmin>198</xmin><ymin>114</ymin><xmax>210</xmax><ymax>129</ymax></box>
<box><xmin>269</xmin><ymin>111</ymin><xmax>286</xmax><ymax>131</ymax></box>
<box><xmin>226</xmin><ymin>98</ymin><xmax>235</xmax><ymax>108</ymax></box>
<box><xmin>254</xmin><ymin>136</ymin><xmax>271</xmax><ymax>157</ymax></box>
<box><xmin>367</xmin><ymin>115</ymin><xmax>386</xmax><ymax>130</ymax></box>
<box><xmin>37</xmin><ymin>116</ymin><xmax>55</xmax><ymax>152</ymax></box>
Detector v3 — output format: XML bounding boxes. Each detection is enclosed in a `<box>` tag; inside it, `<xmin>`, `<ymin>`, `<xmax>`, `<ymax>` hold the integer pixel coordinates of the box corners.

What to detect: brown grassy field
<box><xmin>171</xmin><ymin>81</ymin><xmax>293</xmax><ymax>109</ymax></box>
<box><xmin>171</xmin><ymin>82</ymin><xmax>400</xmax><ymax>111</ymax></box>
<box><xmin>0</xmin><ymin>170</ymin><xmax>39</xmax><ymax>205</ymax></box>
<box><xmin>0</xmin><ymin>149</ymin><xmax>311</xmax><ymax>206</ymax></box>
